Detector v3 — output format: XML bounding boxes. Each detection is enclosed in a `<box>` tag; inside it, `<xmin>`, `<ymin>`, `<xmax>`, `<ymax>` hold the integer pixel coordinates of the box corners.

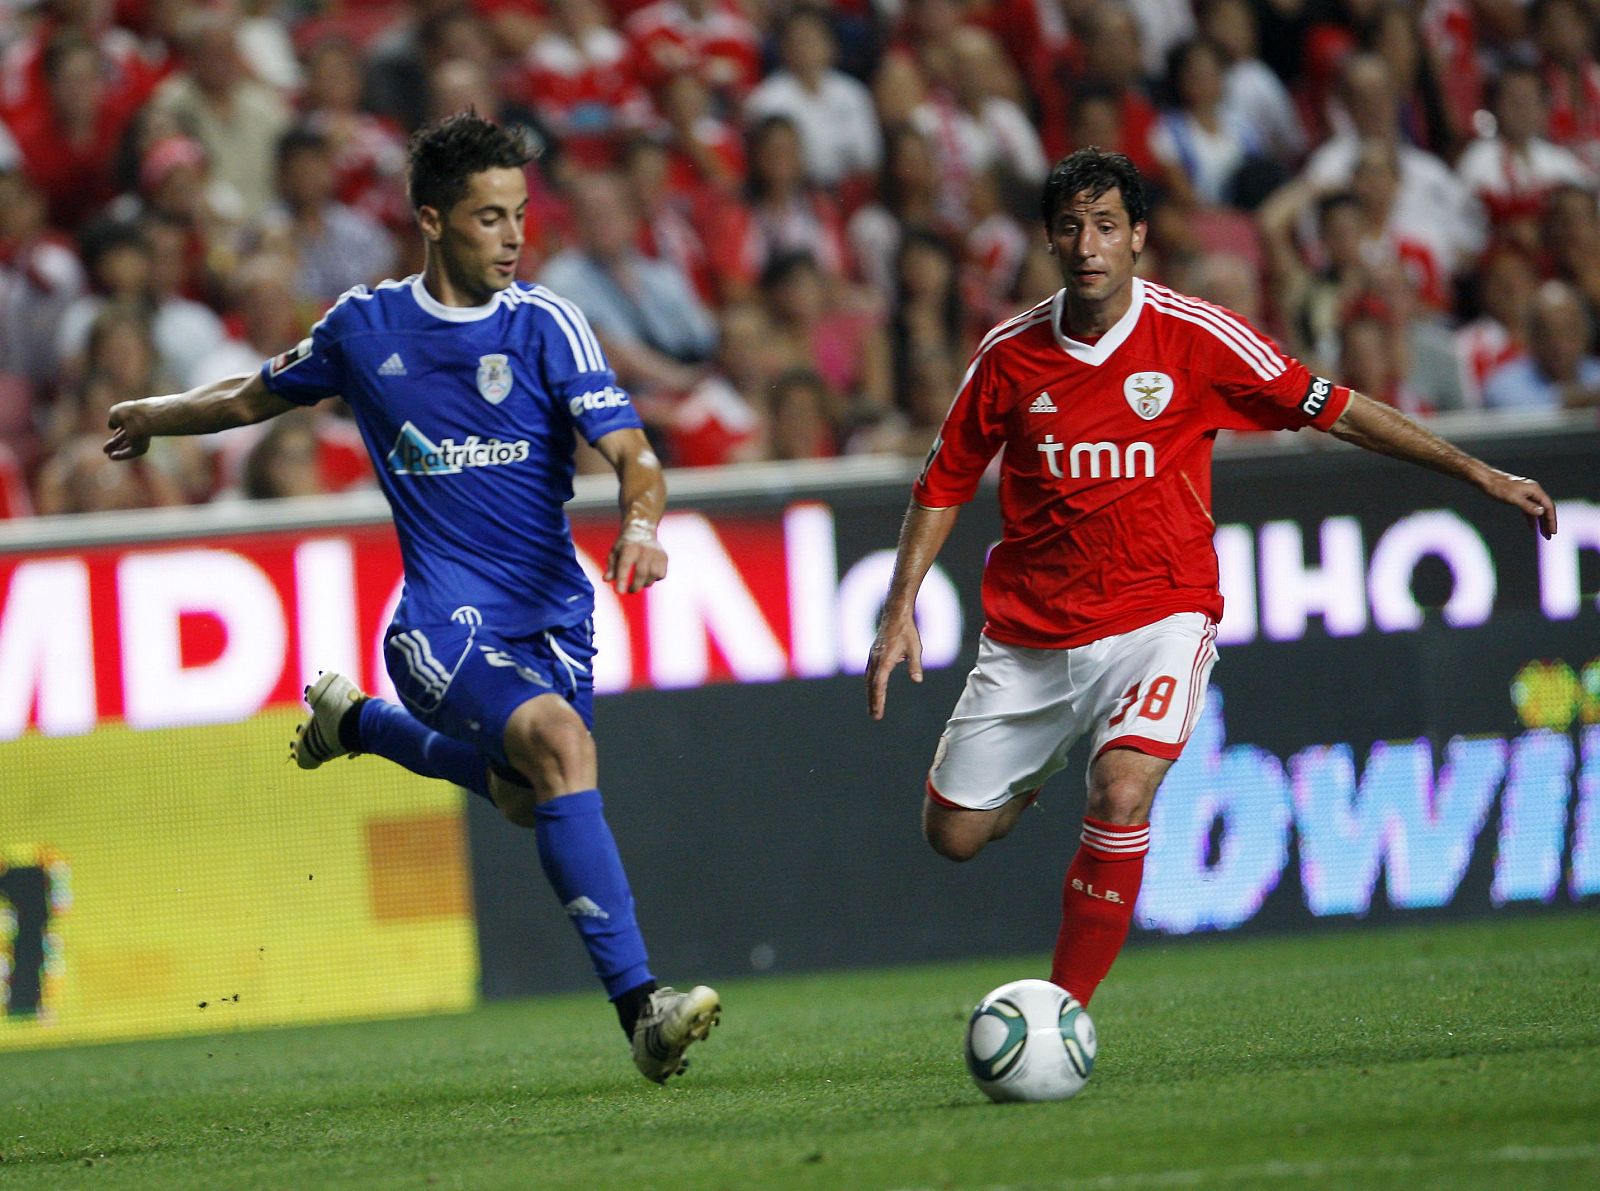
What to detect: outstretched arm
<box><xmin>594</xmin><ymin>427</ymin><xmax>668</xmax><ymax>594</ymax></box>
<box><xmin>866</xmin><ymin>500</ymin><xmax>960</xmax><ymax>720</ymax></box>
<box><xmin>104</xmin><ymin>373</ymin><xmax>297</xmax><ymax>461</ymax></box>
<box><xmin>1327</xmin><ymin>392</ymin><xmax>1558</xmax><ymax>539</ymax></box>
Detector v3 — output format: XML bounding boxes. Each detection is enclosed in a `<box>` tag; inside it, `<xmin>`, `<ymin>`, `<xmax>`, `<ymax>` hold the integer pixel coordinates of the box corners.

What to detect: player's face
<box><xmin>426</xmin><ymin>167</ymin><xmax>528</xmax><ymax>304</ymax></box>
<box><xmin>1048</xmin><ymin>188</ymin><xmax>1146</xmax><ymax>306</ymax></box>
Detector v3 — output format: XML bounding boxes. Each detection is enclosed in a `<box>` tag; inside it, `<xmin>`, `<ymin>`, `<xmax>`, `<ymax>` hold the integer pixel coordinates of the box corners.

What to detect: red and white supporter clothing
<box><xmin>1456</xmin><ymin>135</ymin><xmax>1595</xmax><ymax>232</ymax></box>
<box><xmin>624</xmin><ymin>0</ymin><xmax>761</xmax><ymax>106</ymax></box>
<box><xmin>914</xmin><ymin>279</ymin><xmax>1350</xmax><ymax>649</ymax></box>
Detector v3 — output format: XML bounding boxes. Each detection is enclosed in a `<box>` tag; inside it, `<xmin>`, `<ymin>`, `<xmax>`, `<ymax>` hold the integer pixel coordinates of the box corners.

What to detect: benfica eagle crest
<box><xmin>1123</xmin><ymin>371</ymin><xmax>1173</xmax><ymax>420</ymax></box>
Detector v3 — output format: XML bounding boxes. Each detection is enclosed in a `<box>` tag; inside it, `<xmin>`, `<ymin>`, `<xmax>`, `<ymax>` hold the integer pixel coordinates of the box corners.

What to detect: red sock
<box><xmin>1049</xmin><ymin>817</ymin><xmax>1149</xmax><ymax>1006</ymax></box>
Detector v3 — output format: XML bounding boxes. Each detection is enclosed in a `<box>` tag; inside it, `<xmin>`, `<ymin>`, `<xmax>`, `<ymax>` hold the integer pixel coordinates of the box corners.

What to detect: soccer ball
<box><xmin>964</xmin><ymin>979</ymin><xmax>1096</xmax><ymax>1103</ymax></box>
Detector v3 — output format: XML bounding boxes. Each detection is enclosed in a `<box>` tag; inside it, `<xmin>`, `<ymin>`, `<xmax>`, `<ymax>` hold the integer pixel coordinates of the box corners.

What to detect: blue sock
<box><xmin>533</xmin><ymin>789</ymin><xmax>654</xmax><ymax>999</ymax></box>
<box><xmin>356</xmin><ymin>698</ymin><xmax>490</xmax><ymax>799</ymax></box>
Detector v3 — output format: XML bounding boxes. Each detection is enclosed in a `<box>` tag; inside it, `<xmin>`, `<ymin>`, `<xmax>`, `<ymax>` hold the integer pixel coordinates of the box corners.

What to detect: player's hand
<box><xmin>104</xmin><ymin>401</ymin><xmax>154</xmax><ymax>461</ymax></box>
<box><xmin>605</xmin><ymin>519</ymin><xmax>667</xmax><ymax>594</ymax></box>
<box><xmin>867</xmin><ymin>613</ymin><xmax>922</xmax><ymax>721</ymax></box>
<box><xmin>1480</xmin><ymin>469</ymin><xmax>1558</xmax><ymax>540</ymax></box>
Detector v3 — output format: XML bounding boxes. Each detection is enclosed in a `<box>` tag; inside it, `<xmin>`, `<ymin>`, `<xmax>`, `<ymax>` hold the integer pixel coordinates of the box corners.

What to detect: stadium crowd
<box><xmin>1</xmin><ymin>0</ymin><xmax>1599</xmax><ymax>517</ymax></box>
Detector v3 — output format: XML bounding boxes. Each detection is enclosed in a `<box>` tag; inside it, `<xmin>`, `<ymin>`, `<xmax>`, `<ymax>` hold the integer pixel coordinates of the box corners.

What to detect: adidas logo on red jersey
<box><xmin>1028</xmin><ymin>392</ymin><xmax>1058</xmax><ymax>414</ymax></box>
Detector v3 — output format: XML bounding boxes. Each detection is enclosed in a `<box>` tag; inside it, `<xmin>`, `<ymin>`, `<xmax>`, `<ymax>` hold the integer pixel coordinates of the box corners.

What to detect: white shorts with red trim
<box><xmin>926</xmin><ymin>612</ymin><xmax>1219</xmax><ymax>812</ymax></box>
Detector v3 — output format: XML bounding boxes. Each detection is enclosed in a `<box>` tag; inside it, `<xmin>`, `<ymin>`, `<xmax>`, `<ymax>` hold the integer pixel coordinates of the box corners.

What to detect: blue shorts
<box><xmin>383</xmin><ymin>615</ymin><xmax>596</xmax><ymax>770</ymax></box>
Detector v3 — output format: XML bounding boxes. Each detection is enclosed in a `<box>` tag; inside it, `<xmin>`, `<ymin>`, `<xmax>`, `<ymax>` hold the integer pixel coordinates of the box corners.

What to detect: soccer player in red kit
<box><xmin>865</xmin><ymin>148</ymin><xmax>1559</xmax><ymax>1009</ymax></box>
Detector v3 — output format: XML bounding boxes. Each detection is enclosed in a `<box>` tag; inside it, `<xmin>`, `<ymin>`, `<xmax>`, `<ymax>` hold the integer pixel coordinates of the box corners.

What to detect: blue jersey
<box><xmin>261</xmin><ymin>275</ymin><xmax>643</xmax><ymax>636</ymax></box>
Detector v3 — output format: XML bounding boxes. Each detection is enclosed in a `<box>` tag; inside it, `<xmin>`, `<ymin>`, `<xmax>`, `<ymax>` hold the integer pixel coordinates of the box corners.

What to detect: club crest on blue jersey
<box><xmin>477</xmin><ymin>353</ymin><xmax>513</xmax><ymax>404</ymax></box>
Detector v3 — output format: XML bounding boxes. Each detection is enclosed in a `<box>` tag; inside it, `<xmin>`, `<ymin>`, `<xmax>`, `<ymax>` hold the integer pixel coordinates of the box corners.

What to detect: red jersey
<box><xmin>914</xmin><ymin>279</ymin><xmax>1351</xmax><ymax>648</ymax></box>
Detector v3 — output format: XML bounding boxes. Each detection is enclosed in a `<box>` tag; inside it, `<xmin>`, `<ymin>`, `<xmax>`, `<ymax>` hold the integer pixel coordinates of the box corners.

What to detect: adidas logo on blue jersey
<box><xmin>378</xmin><ymin>352</ymin><xmax>407</xmax><ymax>376</ymax></box>
<box><xmin>385</xmin><ymin>420</ymin><xmax>530</xmax><ymax>476</ymax></box>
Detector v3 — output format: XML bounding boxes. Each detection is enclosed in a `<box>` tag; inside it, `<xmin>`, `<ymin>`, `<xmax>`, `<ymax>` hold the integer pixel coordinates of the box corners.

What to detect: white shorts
<box><xmin>927</xmin><ymin>612</ymin><xmax>1219</xmax><ymax>812</ymax></box>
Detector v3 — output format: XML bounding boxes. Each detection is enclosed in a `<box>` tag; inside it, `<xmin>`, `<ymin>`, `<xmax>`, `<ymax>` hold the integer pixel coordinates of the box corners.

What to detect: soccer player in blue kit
<box><xmin>103</xmin><ymin>113</ymin><xmax>720</xmax><ymax>1084</ymax></box>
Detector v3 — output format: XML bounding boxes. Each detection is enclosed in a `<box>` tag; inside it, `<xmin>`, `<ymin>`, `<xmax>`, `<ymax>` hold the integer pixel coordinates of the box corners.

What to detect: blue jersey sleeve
<box><xmin>259</xmin><ymin>293</ymin><xmax>355</xmax><ymax>405</ymax></box>
<box><xmin>531</xmin><ymin>288</ymin><xmax>645</xmax><ymax>444</ymax></box>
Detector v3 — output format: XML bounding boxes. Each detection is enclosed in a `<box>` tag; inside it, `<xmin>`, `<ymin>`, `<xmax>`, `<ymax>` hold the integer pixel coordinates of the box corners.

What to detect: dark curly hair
<box><xmin>407</xmin><ymin>111</ymin><xmax>538</xmax><ymax>214</ymax></box>
<box><xmin>1039</xmin><ymin>148</ymin><xmax>1148</xmax><ymax>231</ymax></box>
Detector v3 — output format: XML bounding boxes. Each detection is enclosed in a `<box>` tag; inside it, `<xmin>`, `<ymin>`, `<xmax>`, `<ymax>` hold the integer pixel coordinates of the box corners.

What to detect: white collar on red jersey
<box><xmin>1051</xmin><ymin>276</ymin><xmax>1147</xmax><ymax>367</ymax></box>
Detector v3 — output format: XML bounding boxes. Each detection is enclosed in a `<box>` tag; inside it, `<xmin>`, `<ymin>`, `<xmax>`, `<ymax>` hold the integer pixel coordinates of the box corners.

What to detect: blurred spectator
<box><xmin>540</xmin><ymin>170</ymin><xmax>716</xmax><ymax>395</ymax></box>
<box><xmin>1300</xmin><ymin>52</ymin><xmax>1479</xmax><ymax>273</ymax></box>
<box><xmin>1129</xmin><ymin>0</ymin><xmax>1198</xmax><ymax>80</ymax></box>
<box><xmin>236</xmin><ymin>0</ymin><xmax>301</xmax><ymax>93</ymax></box>
<box><xmin>745</xmin><ymin>7</ymin><xmax>881</xmax><ymax>191</ymax></box>
<box><xmin>729</xmin><ymin>114</ymin><xmax>850</xmax><ymax>280</ymax></box>
<box><xmin>53</xmin><ymin>302</ymin><xmax>163</xmax><ymax>443</ymax></box>
<box><xmin>1011</xmin><ymin>241</ymin><xmax>1063</xmax><ymax>309</ymax></box>
<box><xmin>765</xmin><ymin>367</ymin><xmax>837</xmax><ymax>460</ymax></box>
<box><xmin>139</xmin><ymin>212</ymin><xmax>226</xmax><ymax>379</ymax></box>
<box><xmin>1533</xmin><ymin>0</ymin><xmax>1600</xmax><ymax>174</ymax></box>
<box><xmin>668</xmin><ymin>302</ymin><xmax>771</xmax><ymax>467</ymax></box>
<box><xmin>1150</xmin><ymin>38</ymin><xmax>1271</xmax><ymax>209</ymax></box>
<box><xmin>1056</xmin><ymin>3</ymin><xmax>1162</xmax><ymax>176</ymax></box>
<box><xmin>1261</xmin><ymin>185</ymin><xmax>1373</xmax><ymax>367</ymax></box>
<box><xmin>1482</xmin><ymin>280</ymin><xmax>1600</xmax><ymax>409</ymax></box>
<box><xmin>0</xmin><ymin>168</ymin><xmax>85</xmax><ymax>389</ymax></box>
<box><xmin>1345</xmin><ymin>137</ymin><xmax>1457</xmax><ymax>311</ymax></box>
<box><xmin>890</xmin><ymin>228</ymin><xmax>966</xmax><ymax>411</ymax></box>
<box><xmin>961</xmin><ymin>167</ymin><xmax>1030</xmax><ymax>334</ymax></box>
<box><xmin>656</xmin><ymin>69</ymin><xmax>745</xmax><ymax>206</ymax></box>
<box><xmin>1337</xmin><ymin>297</ymin><xmax>1428</xmax><ymax>416</ymax></box>
<box><xmin>366</xmin><ymin>2</ymin><xmax>497</xmax><ymax>133</ymax></box>
<box><xmin>625</xmin><ymin>0</ymin><xmax>760</xmax><ymax>115</ymax></box>
<box><xmin>758</xmin><ymin>250</ymin><xmax>890</xmax><ymax>428</ymax></box>
<box><xmin>911</xmin><ymin>25</ymin><xmax>1048</xmax><ymax>225</ymax></box>
<box><xmin>1197</xmin><ymin>0</ymin><xmax>1307</xmax><ymax>170</ymax></box>
<box><xmin>0</xmin><ymin>0</ymin><xmax>166</xmax><ymax>136</ymax></box>
<box><xmin>848</xmin><ymin>124</ymin><xmax>948</xmax><ymax>299</ymax></box>
<box><xmin>1187</xmin><ymin>251</ymin><xmax>1264</xmax><ymax>325</ymax></box>
<box><xmin>246</xmin><ymin>125</ymin><xmax>397</xmax><ymax>304</ymax></box>
<box><xmin>8</xmin><ymin>30</ymin><xmax>140</xmax><ymax>229</ymax></box>
<box><xmin>148</xmin><ymin>9</ymin><xmax>290</xmax><ymax>221</ymax></box>
<box><xmin>1456</xmin><ymin>248</ymin><xmax>1537</xmax><ymax>408</ymax></box>
<box><xmin>241</xmin><ymin>409</ymin><xmax>325</xmax><ymax>501</ymax></box>
<box><xmin>1362</xmin><ymin>0</ymin><xmax>1459</xmax><ymax>158</ymax></box>
<box><xmin>299</xmin><ymin>37</ymin><xmax>410</xmax><ymax>231</ymax></box>
<box><xmin>1541</xmin><ymin>184</ymin><xmax>1600</xmax><ymax>314</ymax></box>
<box><xmin>55</xmin><ymin>215</ymin><xmax>224</xmax><ymax>390</ymax></box>
<box><xmin>1457</xmin><ymin>63</ymin><xmax>1595</xmax><ymax>259</ymax></box>
<box><xmin>517</xmin><ymin>0</ymin><xmax>653</xmax><ymax>170</ymax></box>
<box><xmin>34</xmin><ymin>433</ymin><xmax>184</xmax><ymax>514</ymax></box>
<box><xmin>622</xmin><ymin>136</ymin><xmax>715</xmax><ymax>306</ymax></box>
<box><xmin>186</xmin><ymin>253</ymin><xmax>303</xmax><ymax>388</ymax></box>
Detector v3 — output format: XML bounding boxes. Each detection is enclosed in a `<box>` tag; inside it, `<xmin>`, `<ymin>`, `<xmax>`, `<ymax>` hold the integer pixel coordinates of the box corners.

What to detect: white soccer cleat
<box><xmin>631</xmin><ymin>985</ymin><xmax>721</xmax><ymax>1084</ymax></box>
<box><xmin>291</xmin><ymin>671</ymin><xmax>365</xmax><ymax>770</ymax></box>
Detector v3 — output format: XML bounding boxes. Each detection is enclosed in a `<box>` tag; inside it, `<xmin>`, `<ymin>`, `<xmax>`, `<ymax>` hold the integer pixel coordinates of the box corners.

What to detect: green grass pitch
<box><xmin>2</xmin><ymin>914</ymin><xmax>1597</xmax><ymax>1190</ymax></box>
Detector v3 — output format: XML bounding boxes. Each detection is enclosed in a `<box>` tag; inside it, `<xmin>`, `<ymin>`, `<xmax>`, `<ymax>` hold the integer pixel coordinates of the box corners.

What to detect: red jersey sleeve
<box><xmin>1186</xmin><ymin>300</ymin><xmax>1351</xmax><ymax>432</ymax></box>
<box><xmin>913</xmin><ymin>351</ymin><xmax>1008</xmax><ymax>507</ymax></box>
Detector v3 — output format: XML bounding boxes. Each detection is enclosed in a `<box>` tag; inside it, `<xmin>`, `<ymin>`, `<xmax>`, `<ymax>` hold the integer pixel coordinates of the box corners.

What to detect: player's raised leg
<box><xmin>497</xmin><ymin>691</ymin><xmax>720</xmax><ymax>1084</ymax></box>
<box><xmin>921</xmin><ymin>788</ymin><xmax>1037</xmax><ymax>862</ymax></box>
<box><xmin>1049</xmin><ymin>747</ymin><xmax>1168</xmax><ymax>1005</ymax></box>
<box><xmin>292</xmin><ymin>672</ymin><xmax>492</xmax><ymax>797</ymax></box>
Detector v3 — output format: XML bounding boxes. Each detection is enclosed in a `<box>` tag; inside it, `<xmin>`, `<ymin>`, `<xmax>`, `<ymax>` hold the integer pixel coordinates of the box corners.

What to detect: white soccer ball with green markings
<box><xmin>964</xmin><ymin>978</ymin><xmax>1096</xmax><ymax>1102</ymax></box>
